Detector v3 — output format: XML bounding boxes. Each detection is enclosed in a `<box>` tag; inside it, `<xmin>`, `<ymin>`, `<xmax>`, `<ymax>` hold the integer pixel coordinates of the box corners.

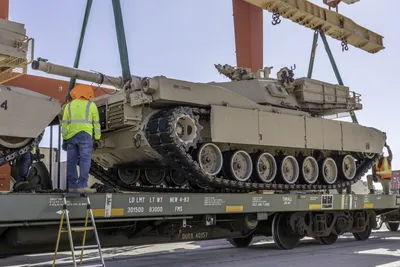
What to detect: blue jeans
<box><xmin>15</xmin><ymin>152</ymin><xmax>32</xmax><ymax>183</ymax></box>
<box><xmin>66</xmin><ymin>132</ymin><xmax>93</xmax><ymax>189</ymax></box>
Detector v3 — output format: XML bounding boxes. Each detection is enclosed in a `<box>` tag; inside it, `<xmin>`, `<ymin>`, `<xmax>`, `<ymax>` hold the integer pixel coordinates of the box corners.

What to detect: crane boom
<box><xmin>244</xmin><ymin>0</ymin><xmax>384</xmax><ymax>54</ymax></box>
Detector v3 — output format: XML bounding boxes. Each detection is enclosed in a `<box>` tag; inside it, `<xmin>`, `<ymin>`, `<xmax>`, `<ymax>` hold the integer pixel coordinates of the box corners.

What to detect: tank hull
<box><xmin>94</xmin><ymin>104</ymin><xmax>385</xmax><ymax>166</ymax></box>
<box><xmin>0</xmin><ymin>86</ymin><xmax>60</xmax><ymax>139</ymax></box>
<box><xmin>91</xmin><ymin>102</ymin><xmax>383</xmax><ymax>192</ymax></box>
<box><xmin>0</xmin><ymin>85</ymin><xmax>61</xmax><ymax>168</ymax></box>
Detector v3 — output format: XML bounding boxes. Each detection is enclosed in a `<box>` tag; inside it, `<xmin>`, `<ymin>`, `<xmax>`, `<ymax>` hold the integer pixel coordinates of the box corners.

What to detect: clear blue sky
<box><xmin>9</xmin><ymin>0</ymin><xmax>400</xmax><ymax>176</ymax></box>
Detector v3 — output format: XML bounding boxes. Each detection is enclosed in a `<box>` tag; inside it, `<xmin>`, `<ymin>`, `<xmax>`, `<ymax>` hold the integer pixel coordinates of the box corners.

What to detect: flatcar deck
<box><xmin>0</xmin><ymin>192</ymin><xmax>399</xmax><ymax>223</ymax></box>
<box><xmin>1</xmin><ymin>191</ymin><xmax>399</xmax><ymax>257</ymax></box>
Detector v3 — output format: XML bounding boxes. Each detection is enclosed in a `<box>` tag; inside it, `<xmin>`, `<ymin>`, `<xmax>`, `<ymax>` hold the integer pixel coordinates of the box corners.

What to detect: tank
<box><xmin>32</xmin><ymin>59</ymin><xmax>385</xmax><ymax>193</ymax></box>
<box><xmin>0</xmin><ymin>85</ymin><xmax>61</xmax><ymax>166</ymax></box>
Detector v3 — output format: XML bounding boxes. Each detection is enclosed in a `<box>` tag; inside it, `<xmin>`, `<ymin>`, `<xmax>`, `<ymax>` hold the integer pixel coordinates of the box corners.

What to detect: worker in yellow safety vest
<box><xmin>367</xmin><ymin>143</ymin><xmax>393</xmax><ymax>194</ymax></box>
<box><xmin>61</xmin><ymin>84</ymin><xmax>101</xmax><ymax>193</ymax></box>
<box><xmin>13</xmin><ymin>145</ymin><xmax>38</xmax><ymax>191</ymax></box>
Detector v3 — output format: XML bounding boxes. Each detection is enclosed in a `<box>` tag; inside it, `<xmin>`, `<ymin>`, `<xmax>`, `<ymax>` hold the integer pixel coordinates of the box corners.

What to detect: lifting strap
<box><xmin>67</xmin><ymin>0</ymin><xmax>132</xmax><ymax>103</ymax></box>
<box><xmin>67</xmin><ymin>0</ymin><xmax>93</xmax><ymax>102</ymax></box>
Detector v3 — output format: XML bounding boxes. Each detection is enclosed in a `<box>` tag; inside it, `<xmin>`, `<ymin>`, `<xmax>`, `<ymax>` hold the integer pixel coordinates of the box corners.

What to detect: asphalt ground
<box><xmin>2</xmin><ymin>225</ymin><xmax>400</xmax><ymax>267</ymax></box>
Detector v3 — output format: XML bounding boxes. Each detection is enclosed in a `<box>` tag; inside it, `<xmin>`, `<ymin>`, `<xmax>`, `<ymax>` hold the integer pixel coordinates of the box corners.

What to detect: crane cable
<box><xmin>66</xmin><ymin>0</ymin><xmax>132</xmax><ymax>102</ymax></box>
<box><xmin>66</xmin><ymin>0</ymin><xmax>93</xmax><ymax>102</ymax></box>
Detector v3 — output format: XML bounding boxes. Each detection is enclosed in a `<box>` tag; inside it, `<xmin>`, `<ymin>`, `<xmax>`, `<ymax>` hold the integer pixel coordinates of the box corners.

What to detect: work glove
<box><xmin>62</xmin><ymin>142</ymin><xmax>67</xmax><ymax>151</ymax></box>
<box><xmin>93</xmin><ymin>140</ymin><xmax>101</xmax><ymax>149</ymax></box>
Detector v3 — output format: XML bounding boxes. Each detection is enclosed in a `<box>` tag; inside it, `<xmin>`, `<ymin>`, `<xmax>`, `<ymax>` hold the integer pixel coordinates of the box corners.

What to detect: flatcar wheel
<box><xmin>226</xmin><ymin>150</ymin><xmax>253</xmax><ymax>182</ymax></box>
<box><xmin>117</xmin><ymin>166</ymin><xmax>140</xmax><ymax>185</ymax></box>
<box><xmin>299</xmin><ymin>156</ymin><xmax>319</xmax><ymax>184</ymax></box>
<box><xmin>352</xmin><ymin>224</ymin><xmax>372</xmax><ymax>241</ymax></box>
<box><xmin>278</xmin><ymin>156</ymin><xmax>299</xmax><ymax>184</ymax></box>
<box><xmin>385</xmin><ymin>222</ymin><xmax>399</xmax><ymax>232</ymax></box>
<box><xmin>143</xmin><ymin>168</ymin><xmax>166</xmax><ymax>186</ymax></box>
<box><xmin>252</xmin><ymin>152</ymin><xmax>277</xmax><ymax>183</ymax></box>
<box><xmin>166</xmin><ymin>169</ymin><xmax>187</xmax><ymax>187</ymax></box>
<box><xmin>227</xmin><ymin>234</ymin><xmax>254</xmax><ymax>248</ymax></box>
<box><xmin>316</xmin><ymin>233</ymin><xmax>339</xmax><ymax>245</ymax></box>
<box><xmin>272</xmin><ymin>213</ymin><xmax>301</xmax><ymax>250</ymax></box>
<box><xmin>197</xmin><ymin>143</ymin><xmax>223</xmax><ymax>176</ymax></box>
<box><xmin>338</xmin><ymin>155</ymin><xmax>357</xmax><ymax>181</ymax></box>
<box><xmin>319</xmin><ymin>157</ymin><xmax>338</xmax><ymax>185</ymax></box>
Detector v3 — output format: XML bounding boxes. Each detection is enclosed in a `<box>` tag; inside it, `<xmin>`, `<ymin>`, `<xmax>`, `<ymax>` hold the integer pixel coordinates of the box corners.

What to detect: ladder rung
<box><xmin>78</xmin><ymin>264</ymin><xmax>104</xmax><ymax>267</ymax></box>
<box><xmin>74</xmin><ymin>245</ymin><xmax>99</xmax><ymax>250</ymax></box>
<box><xmin>61</xmin><ymin>226</ymin><xmax>94</xmax><ymax>232</ymax></box>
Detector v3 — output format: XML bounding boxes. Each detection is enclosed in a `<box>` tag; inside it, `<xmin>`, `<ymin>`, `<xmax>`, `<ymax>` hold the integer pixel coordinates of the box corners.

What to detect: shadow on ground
<box><xmin>1</xmin><ymin>230</ymin><xmax>400</xmax><ymax>267</ymax></box>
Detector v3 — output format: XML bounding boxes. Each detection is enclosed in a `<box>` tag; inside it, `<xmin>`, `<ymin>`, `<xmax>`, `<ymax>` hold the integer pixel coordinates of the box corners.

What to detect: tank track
<box><xmin>89</xmin><ymin>106</ymin><xmax>379</xmax><ymax>193</ymax></box>
<box><xmin>0</xmin><ymin>131</ymin><xmax>44</xmax><ymax>166</ymax></box>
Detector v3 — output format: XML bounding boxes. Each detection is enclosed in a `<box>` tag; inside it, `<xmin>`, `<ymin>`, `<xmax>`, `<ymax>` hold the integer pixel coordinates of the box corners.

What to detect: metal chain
<box><xmin>0</xmin><ymin>131</ymin><xmax>44</xmax><ymax>166</ymax></box>
<box><xmin>341</xmin><ymin>39</ymin><xmax>349</xmax><ymax>51</ymax></box>
<box><xmin>272</xmin><ymin>10</ymin><xmax>281</xmax><ymax>25</ymax></box>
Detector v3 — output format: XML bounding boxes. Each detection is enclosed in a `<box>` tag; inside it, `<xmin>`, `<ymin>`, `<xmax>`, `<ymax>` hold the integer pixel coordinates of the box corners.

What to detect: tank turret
<box><xmin>214</xmin><ymin>64</ymin><xmax>362</xmax><ymax>117</ymax></box>
<box><xmin>31</xmin><ymin>59</ymin><xmax>384</xmax><ymax>193</ymax></box>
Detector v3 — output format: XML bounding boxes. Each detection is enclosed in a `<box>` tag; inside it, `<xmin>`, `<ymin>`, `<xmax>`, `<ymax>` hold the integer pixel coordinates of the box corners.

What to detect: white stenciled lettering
<box><xmin>127</xmin><ymin>207</ymin><xmax>144</xmax><ymax>213</ymax></box>
<box><xmin>252</xmin><ymin>197</ymin><xmax>270</xmax><ymax>207</ymax></box>
<box><xmin>170</xmin><ymin>196</ymin><xmax>190</xmax><ymax>203</ymax></box>
<box><xmin>129</xmin><ymin>197</ymin><xmax>145</xmax><ymax>203</ymax></box>
<box><xmin>181</xmin><ymin>233</ymin><xmax>193</xmax><ymax>240</ymax></box>
<box><xmin>181</xmin><ymin>232</ymin><xmax>208</xmax><ymax>240</ymax></box>
<box><xmin>175</xmin><ymin>206</ymin><xmax>183</xmax><ymax>212</ymax></box>
<box><xmin>283</xmin><ymin>196</ymin><xmax>292</xmax><ymax>202</ymax></box>
<box><xmin>149</xmin><ymin>197</ymin><xmax>163</xmax><ymax>203</ymax></box>
<box><xmin>179</xmin><ymin>197</ymin><xmax>190</xmax><ymax>203</ymax></box>
<box><xmin>283</xmin><ymin>196</ymin><xmax>292</xmax><ymax>205</ymax></box>
<box><xmin>149</xmin><ymin>206</ymin><xmax>163</xmax><ymax>213</ymax></box>
<box><xmin>195</xmin><ymin>232</ymin><xmax>208</xmax><ymax>239</ymax></box>
<box><xmin>204</xmin><ymin>197</ymin><xmax>225</xmax><ymax>206</ymax></box>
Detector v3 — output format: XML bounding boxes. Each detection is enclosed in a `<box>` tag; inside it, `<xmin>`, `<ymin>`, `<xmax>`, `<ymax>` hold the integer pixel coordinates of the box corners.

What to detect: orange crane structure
<box><xmin>0</xmin><ymin>0</ymin><xmax>384</xmax><ymax>190</ymax></box>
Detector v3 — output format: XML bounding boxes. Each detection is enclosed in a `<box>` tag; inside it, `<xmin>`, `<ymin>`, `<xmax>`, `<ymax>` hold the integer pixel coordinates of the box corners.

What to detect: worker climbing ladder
<box><xmin>52</xmin><ymin>193</ymin><xmax>106</xmax><ymax>267</ymax></box>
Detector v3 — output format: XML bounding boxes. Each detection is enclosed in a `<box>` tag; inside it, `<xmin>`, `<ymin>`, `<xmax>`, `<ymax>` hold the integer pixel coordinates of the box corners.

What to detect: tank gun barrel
<box><xmin>31</xmin><ymin>59</ymin><xmax>124</xmax><ymax>88</ymax></box>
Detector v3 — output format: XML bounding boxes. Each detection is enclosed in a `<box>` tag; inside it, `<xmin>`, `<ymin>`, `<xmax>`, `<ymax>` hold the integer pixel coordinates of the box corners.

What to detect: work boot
<box><xmin>69</xmin><ymin>187</ymin><xmax>97</xmax><ymax>193</ymax></box>
<box><xmin>13</xmin><ymin>181</ymin><xmax>29</xmax><ymax>192</ymax></box>
<box><xmin>369</xmin><ymin>189</ymin><xmax>375</xmax><ymax>194</ymax></box>
<box><xmin>13</xmin><ymin>181</ymin><xmax>41</xmax><ymax>192</ymax></box>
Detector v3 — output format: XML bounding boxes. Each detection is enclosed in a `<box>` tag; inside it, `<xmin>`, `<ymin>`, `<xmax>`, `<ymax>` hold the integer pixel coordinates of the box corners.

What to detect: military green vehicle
<box><xmin>32</xmin><ymin>59</ymin><xmax>385</xmax><ymax>193</ymax></box>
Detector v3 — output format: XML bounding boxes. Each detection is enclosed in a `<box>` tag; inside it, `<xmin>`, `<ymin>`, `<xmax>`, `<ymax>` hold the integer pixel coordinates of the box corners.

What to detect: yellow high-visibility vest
<box><xmin>61</xmin><ymin>99</ymin><xmax>101</xmax><ymax>141</ymax></box>
<box><xmin>375</xmin><ymin>157</ymin><xmax>392</xmax><ymax>179</ymax></box>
